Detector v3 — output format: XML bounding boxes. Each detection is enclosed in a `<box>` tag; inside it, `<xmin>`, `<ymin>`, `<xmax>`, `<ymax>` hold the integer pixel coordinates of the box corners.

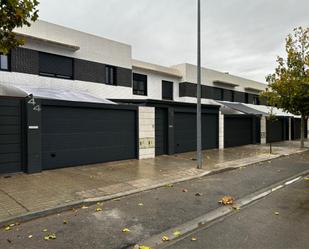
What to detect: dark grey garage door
<box><xmin>292</xmin><ymin>118</ymin><xmax>301</xmax><ymax>140</ymax></box>
<box><xmin>267</xmin><ymin>118</ymin><xmax>284</xmax><ymax>143</ymax></box>
<box><xmin>0</xmin><ymin>98</ymin><xmax>23</xmax><ymax>174</ymax></box>
<box><xmin>155</xmin><ymin>108</ymin><xmax>168</xmax><ymax>156</ymax></box>
<box><xmin>224</xmin><ymin>115</ymin><xmax>253</xmax><ymax>148</ymax></box>
<box><xmin>174</xmin><ymin>112</ymin><xmax>218</xmax><ymax>153</ymax></box>
<box><xmin>42</xmin><ymin>105</ymin><xmax>137</xmax><ymax>170</ymax></box>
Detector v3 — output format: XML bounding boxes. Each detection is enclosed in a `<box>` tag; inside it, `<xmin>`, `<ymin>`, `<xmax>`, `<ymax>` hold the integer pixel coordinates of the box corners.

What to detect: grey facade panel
<box><xmin>180</xmin><ymin>82</ymin><xmax>257</xmax><ymax>104</ymax></box>
<box><xmin>223</xmin><ymin>89</ymin><xmax>234</xmax><ymax>102</ymax></box>
<box><xmin>11</xmin><ymin>47</ymin><xmax>39</xmax><ymax>75</ymax></box>
<box><xmin>179</xmin><ymin>82</ymin><xmax>214</xmax><ymax>99</ymax></box>
<box><xmin>179</xmin><ymin>82</ymin><xmax>196</xmax><ymax>98</ymax></box>
<box><xmin>116</xmin><ymin>67</ymin><xmax>132</xmax><ymax>87</ymax></box>
<box><xmin>74</xmin><ymin>59</ymin><xmax>106</xmax><ymax>83</ymax></box>
<box><xmin>234</xmin><ymin>91</ymin><xmax>246</xmax><ymax>103</ymax></box>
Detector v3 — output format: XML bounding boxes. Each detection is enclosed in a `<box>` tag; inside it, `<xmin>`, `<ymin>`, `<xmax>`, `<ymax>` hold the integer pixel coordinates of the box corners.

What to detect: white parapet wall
<box><xmin>260</xmin><ymin>116</ymin><xmax>267</xmax><ymax>144</ymax></box>
<box><xmin>138</xmin><ymin>106</ymin><xmax>155</xmax><ymax>159</ymax></box>
<box><xmin>219</xmin><ymin>111</ymin><xmax>224</xmax><ymax>149</ymax></box>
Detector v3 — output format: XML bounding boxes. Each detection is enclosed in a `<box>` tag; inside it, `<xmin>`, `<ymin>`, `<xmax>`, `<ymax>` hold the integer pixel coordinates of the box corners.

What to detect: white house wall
<box><xmin>0</xmin><ymin>71</ymin><xmax>133</xmax><ymax>100</ymax></box>
<box><xmin>173</xmin><ymin>63</ymin><xmax>267</xmax><ymax>92</ymax></box>
<box><xmin>15</xmin><ymin>20</ymin><xmax>132</xmax><ymax>69</ymax></box>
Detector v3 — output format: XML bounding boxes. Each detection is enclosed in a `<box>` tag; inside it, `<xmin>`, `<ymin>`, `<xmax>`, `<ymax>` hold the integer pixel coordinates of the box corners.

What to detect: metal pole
<box><xmin>197</xmin><ymin>0</ymin><xmax>203</xmax><ymax>169</ymax></box>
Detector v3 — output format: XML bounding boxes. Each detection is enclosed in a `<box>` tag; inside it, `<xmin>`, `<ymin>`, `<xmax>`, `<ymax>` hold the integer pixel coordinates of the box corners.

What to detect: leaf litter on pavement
<box><xmin>218</xmin><ymin>196</ymin><xmax>235</xmax><ymax>205</ymax></box>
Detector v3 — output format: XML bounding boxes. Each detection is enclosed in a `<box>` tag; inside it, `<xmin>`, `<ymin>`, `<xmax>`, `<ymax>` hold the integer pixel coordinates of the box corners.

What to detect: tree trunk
<box><xmin>300</xmin><ymin>114</ymin><xmax>305</xmax><ymax>148</ymax></box>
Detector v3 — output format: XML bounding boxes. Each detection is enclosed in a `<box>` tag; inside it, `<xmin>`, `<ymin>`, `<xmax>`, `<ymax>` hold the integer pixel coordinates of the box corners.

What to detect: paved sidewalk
<box><xmin>0</xmin><ymin>141</ymin><xmax>307</xmax><ymax>223</ymax></box>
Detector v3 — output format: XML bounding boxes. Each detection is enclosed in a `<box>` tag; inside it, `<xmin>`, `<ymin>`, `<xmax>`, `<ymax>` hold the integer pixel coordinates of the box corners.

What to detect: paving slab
<box><xmin>0</xmin><ymin>140</ymin><xmax>307</xmax><ymax>223</ymax></box>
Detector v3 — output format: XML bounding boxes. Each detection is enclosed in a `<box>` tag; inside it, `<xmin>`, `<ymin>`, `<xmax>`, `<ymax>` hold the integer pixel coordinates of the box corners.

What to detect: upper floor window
<box><xmin>105</xmin><ymin>65</ymin><xmax>117</xmax><ymax>85</ymax></box>
<box><xmin>133</xmin><ymin>73</ymin><xmax>147</xmax><ymax>96</ymax></box>
<box><xmin>0</xmin><ymin>54</ymin><xmax>9</xmax><ymax>71</ymax></box>
<box><xmin>162</xmin><ymin>80</ymin><xmax>173</xmax><ymax>100</ymax></box>
<box><xmin>39</xmin><ymin>52</ymin><xmax>73</xmax><ymax>79</ymax></box>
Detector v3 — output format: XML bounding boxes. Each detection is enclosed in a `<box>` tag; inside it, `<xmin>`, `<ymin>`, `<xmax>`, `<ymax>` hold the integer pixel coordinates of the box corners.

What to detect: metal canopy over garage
<box><xmin>218</xmin><ymin>101</ymin><xmax>267</xmax><ymax>116</ymax></box>
<box><xmin>0</xmin><ymin>83</ymin><xmax>116</xmax><ymax>105</ymax></box>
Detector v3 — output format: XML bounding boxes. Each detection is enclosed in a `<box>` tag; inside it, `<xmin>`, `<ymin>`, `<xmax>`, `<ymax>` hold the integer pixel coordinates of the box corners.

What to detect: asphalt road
<box><xmin>0</xmin><ymin>151</ymin><xmax>309</xmax><ymax>249</ymax></box>
<box><xmin>164</xmin><ymin>177</ymin><xmax>309</xmax><ymax>249</ymax></box>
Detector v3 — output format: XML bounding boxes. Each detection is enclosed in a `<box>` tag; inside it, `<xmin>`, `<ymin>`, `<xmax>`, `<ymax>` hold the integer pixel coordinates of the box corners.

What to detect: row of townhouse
<box><xmin>0</xmin><ymin>20</ymin><xmax>308</xmax><ymax>174</ymax></box>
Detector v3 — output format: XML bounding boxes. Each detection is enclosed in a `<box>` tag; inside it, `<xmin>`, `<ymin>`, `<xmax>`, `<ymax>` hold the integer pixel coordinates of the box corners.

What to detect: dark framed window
<box><xmin>133</xmin><ymin>73</ymin><xmax>147</xmax><ymax>96</ymax></box>
<box><xmin>105</xmin><ymin>65</ymin><xmax>117</xmax><ymax>85</ymax></box>
<box><xmin>39</xmin><ymin>52</ymin><xmax>73</xmax><ymax>79</ymax></box>
<box><xmin>162</xmin><ymin>80</ymin><xmax>173</xmax><ymax>100</ymax></box>
<box><xmin>0</xmin><ymin>53</ymin><xmax>10</xmax><ymax>71</ymax></box>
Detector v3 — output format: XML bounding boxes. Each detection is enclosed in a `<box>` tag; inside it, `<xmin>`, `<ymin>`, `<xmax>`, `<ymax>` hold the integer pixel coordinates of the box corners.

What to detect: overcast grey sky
<box><xmin>38</xmin><ymin>0</ymin><xmax>308</xmax><ymax>83</ymax></box>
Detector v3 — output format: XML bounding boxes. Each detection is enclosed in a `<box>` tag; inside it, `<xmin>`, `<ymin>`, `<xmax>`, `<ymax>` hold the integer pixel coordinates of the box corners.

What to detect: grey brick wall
<box><xmin>11</xmin><ymin>47</ymin><xmax>39</xmax><ymax>75</ymax></box>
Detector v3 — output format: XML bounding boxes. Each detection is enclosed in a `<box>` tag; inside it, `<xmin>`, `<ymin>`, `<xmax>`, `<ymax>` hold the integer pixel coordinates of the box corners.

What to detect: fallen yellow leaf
<box><xmin>28</xmin><ymin>235</ymin><xmax>33</xmax><ymax>239</ymax></box>
<box><xmin>122</xmin><ymin>228</ymin><xmax>130</xmax><ymax>233</ymax></box>
<box><xmin>81</xmin><ymin>206</ymin><xmax>88</xmax><ymax>209</ymax></box>
<box><xmin>139</xmin><ymin>246</ymin><xmax>152</xmax><ymax>249</ymax></box>
<box><xmin>304</xmin><ymin>177</ymin><xmax>309</xmax><ymax>181</ymax></box>
<box><xmin>162</xmin><ymin>236</ymin><xmax>170</xmax><ymax>241</ymax></box>
<box><xmin>4</xmin><ymin>226</ymin><xmax>11</xmax><ymax>231</ymax></box>
<box><xmin>138</xmin><ymin>203</ymin><xmax>144</xmax><ymax>206</ymax></box>
<box><xmin>96</xmin><ymin>207</ymin><xmax>103</xmax><ymax>212</ymax></box>
<box><xmin>44</xmin><ymin>233</ymin><xmax>56</xmax><ymax>241</ymax></box>
<box><xmin>173</xmin><ymin>231</ymin><xmax>181</xmax><ymax>237</ymax></box>
<box><xmin>63</xmin><ymin>220</ymin><xmax>68</xmax><ymax>225</ymax></box>
<box><xmin>165</xmin><ymin>184</ymin><xmax>173</xmax><ymax>188</ymax></box>
<box><xmin>275</xmin><ymin>212</ymin><xmax>279</xmax><ymax>215</ymax></box>
<box><xmin>232</xmin><ymin>206</ymin><xmax>241</xmax><ymax>211</ymax></box>
<box><xmin>42</xmin><ymin>229</ymin><xmax>48</xmax><ymax>232</ymax></box>
<box><xmin>191</xmin><ymin>237</ymin><xmax>197</xmax><ymax>241</ymax></box>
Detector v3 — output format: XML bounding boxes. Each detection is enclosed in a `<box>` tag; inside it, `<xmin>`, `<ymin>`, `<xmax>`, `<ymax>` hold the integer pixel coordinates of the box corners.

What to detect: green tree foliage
<box><xmin>261</xmin><ymin>27</ymin><xmax>309</xmax><ymax>148</ymax></box>
<box><xmin>0</xmin><ymin>0</ymin><xmax>39</xmax><ymax>54</ymax></box>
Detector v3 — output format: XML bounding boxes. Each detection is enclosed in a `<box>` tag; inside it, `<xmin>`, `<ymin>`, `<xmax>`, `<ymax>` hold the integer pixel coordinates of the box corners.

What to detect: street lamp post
<box><xmin>197</xmin><ymin>0</ymin><xmax>203</xmax><ymax>169</ymax></box>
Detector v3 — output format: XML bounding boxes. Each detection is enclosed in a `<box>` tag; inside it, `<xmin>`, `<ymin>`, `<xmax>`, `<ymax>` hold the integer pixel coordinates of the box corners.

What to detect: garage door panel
<box><xmin>224</xmin><ymin>116</ymin><xmax>253</xmax><ymax>148</ymax></box>
<box><xmin>43</xmin><ymin>131</ymin><xmax>134</xmax><ymax>151</ymax></box>
<box><xmin>42</xmin><ymin>105</ymin><xmax>137</xmax><ymax>170</ymax></box>
<box><xmin>43</xmin><ymin>145</ymin><xmax>136</xmax><ymax>169</ymax></box>
<box><xmin>293</xmin><ymin>119</ymin><xmax>301</xmax><ymax>140</ymax></box>
<box><xmin>0</xmin><ymin>116</ymin><xmax>20</xmax><ymax>125</ymax></box>
<box><xmin>174</xmin><ymin>112</ymin><xmax>218</xmax><ymax>153</ymax></box>
<box><xmin>202</xmin><ymin>114</ymin><xmax>218</xmax><ymax>149</ymax></box>
<box><xmin>267</xmin><ymin>118</ymin><xmax>284</xmax><ymax>143</ymax></box>
<box><xmin>0</xmin><ymin>162</ymin><xmax>23</xmax><ymax>174</ymax></box>
<box><xmin>155</xmin><ymin>108</ymin><xmax>168</xmax><ymax>156</ymax></box>
<box><xmin>43</xmin><ymin>111</ymin><xmax>134</xmax><ymax>133</ymax></box>
<box><xmin>0</xmin><ymin>99</ymin><xmax>23</xmax><ymax>174</ymax></box>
